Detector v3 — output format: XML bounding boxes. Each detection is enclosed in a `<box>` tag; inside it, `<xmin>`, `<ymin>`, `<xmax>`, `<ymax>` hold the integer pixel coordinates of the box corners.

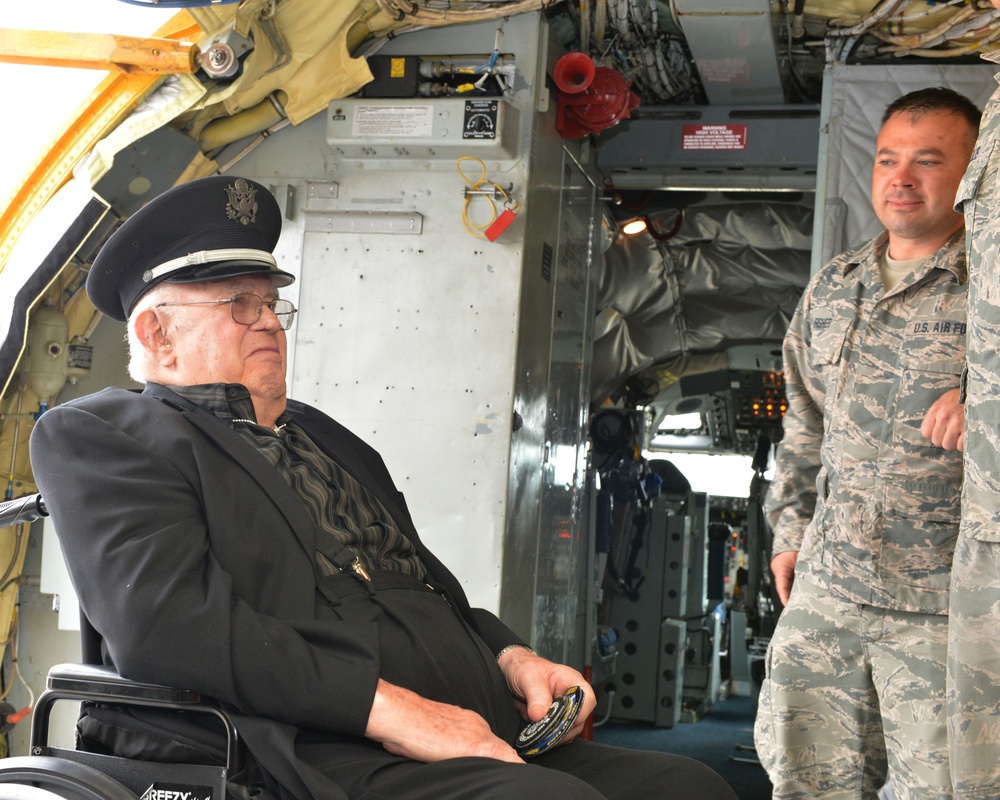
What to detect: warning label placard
<box><xmin>681</xmin><ymin>124</ymin><xmax>748</xmax><ymax>151</ymax></box>
<box><xmin>697</xmin><ymin>57</ymin><xmax>749</xmax><ymax>85</ymax></box>
<box><xmin>352</xmin><ymin>105</ymin><xmax>434</xmax><ymax>138</ymax></box>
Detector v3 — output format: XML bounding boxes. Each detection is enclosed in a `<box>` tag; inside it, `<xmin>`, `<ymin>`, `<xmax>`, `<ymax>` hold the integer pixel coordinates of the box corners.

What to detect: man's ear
<box><xmin>133</xmin><ymin>308</ymin><xmax>175</xmax><ymax>366</ymax></box>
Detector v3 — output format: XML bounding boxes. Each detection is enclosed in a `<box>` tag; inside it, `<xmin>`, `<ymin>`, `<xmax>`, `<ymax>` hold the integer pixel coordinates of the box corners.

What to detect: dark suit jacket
<box><xmin>29</xmin><ymin>383</ymin><xmax>525</xmax><ymax>798</ymax></box>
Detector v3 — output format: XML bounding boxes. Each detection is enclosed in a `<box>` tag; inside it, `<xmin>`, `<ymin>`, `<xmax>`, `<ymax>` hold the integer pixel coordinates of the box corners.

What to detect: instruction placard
<box><xmin>696</xmin><ymin>57</ymin><xmax>750</xmax><ymax>85</ymax></box>
<box><xmin>352</xmin><ymin>105</ymin><xmax>434</xmax><ymax>138</ymax></box>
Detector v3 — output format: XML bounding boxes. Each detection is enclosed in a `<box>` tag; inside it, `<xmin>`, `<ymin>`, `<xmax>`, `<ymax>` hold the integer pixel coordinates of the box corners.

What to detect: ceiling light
<box><xmin>621</xmin><ymin>217</ymin><xmax>648</xmax><ymax>236</ymax></box>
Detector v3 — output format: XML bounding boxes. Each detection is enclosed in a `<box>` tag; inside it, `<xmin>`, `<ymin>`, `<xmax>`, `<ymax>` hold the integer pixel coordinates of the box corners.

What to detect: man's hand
<box><xmin>497</xmin><ymin>646</ymin><xmax>596</xmax><ymax>747</ymax></box>
<box><xmin>920</xmin><ymin>387</ymin><xmax>964</xmax><ymax>452</ymax></box>
<box><xmin>771</xmin><ymin>550</ymin><xmax>799</xmax><ymax>607</ymax></box>
<box><xmin>365</xmin><ymin>679</ymin><xmax>523</xmax><ymax>764</ymax></box>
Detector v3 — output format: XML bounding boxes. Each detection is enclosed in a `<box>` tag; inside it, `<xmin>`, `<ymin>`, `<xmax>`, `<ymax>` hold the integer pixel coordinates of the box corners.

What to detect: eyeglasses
<box><xmin>154</xmin><ymin>293</ymin><xmax>297</xmax><ymax>330</ymax></box>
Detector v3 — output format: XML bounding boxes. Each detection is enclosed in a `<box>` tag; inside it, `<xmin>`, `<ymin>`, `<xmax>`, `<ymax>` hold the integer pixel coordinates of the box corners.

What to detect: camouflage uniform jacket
<box><xmin>765</xmin><ymin>230</ymin><xmax>966</xmax><ymax>615</ymax></box>
<box><xmin>954</xmin><ymin>53</ymin><xmax>1000</xmax><ymax>550</ymax></box>
<box><xmin>949</xmin><ymin>53</ymin><xmax>1000</xmax><ymax>800</ymax></box>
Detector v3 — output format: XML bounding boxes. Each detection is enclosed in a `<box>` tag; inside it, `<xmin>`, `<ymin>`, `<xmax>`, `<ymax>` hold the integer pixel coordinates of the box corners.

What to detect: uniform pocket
<box><xmin>956</xmin><ymin>136</ymin><xmax>999</xmax><ymax>239</ymax></box>
<box><xmin>807</xmin><ymin>318</ymin><xmax>851</xmax><ymax>414</ymax></box>
<box><xmin>877</xmin><ymin>511</ymin><xmax>958</xmax><ymax>590</ymax></box>
<box><xmin>807</xmin><ymin>317</ymin><xmax>850</xmax><ymax>368</ymax></box>
<box><xmin>963</xmin><ymin>527</ymin><xmax>1000</xmax><ymax>544</ymax></box>
<box><xmin>955</xmin><ymin>137</ymin><xmax>992</xmax><ymax>210</ymax></box>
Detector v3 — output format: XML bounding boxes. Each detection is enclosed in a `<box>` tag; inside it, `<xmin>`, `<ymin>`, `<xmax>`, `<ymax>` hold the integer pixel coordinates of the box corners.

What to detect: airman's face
<box><xmin>872</xmin><ymin>109</ymin><xmax>976</xmax><ymax>259</ymax></box>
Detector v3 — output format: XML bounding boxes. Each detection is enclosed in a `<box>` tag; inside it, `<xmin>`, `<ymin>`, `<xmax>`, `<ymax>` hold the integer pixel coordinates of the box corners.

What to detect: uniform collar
<box><xmin>840</xmin><ymin>228</ymin><xmax>967</xmax><ymax>285</ymax></box>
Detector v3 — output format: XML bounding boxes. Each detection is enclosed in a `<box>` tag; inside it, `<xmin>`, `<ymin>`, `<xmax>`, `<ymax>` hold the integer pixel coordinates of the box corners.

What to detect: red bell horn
<box><xmin>553</xmin><ymin>52</ymin><xmax>596</xmax><ymax>94</ymax></box>
<box><xmin>552</xmin><ymin>53</ymin><xmax>641</xmax><ymax>139</ymax></box>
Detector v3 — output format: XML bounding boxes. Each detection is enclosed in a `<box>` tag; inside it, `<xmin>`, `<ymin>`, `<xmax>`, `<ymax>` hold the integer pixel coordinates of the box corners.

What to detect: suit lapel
<box><xmin>141</xmin><ymin>385</ymin><xmax>425</xmax><ymax>571</ymax></box>
<box><xmin>143</xmin><ymin>384</ymin><xmax>321</xmax><ymax>560</ymax></box>
<box><xmin>140</xmin><ymin>385</ymin><xmax>474</xmax><ymax>622</ymax></box>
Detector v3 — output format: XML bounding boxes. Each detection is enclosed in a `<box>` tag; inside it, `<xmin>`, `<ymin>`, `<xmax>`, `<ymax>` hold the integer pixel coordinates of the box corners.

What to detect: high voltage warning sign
<box><xmin>681</xmin><ymin>124</ymin><xmax>748</xmax><ymax>151</ymax></box>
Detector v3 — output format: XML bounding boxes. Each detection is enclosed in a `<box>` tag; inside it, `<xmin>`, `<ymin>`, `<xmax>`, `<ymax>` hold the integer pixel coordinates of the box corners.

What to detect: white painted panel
<box><xmin>39</xmin><ymin>517</ymin><xmax>80</xmax><ymax>631</ymax></box>
<box><xmin>229</xmin><ymin>12</ymin><xmax>555</xmax><ymax>619</ymax></box>
<box><xmin>289</xmin><ymin>163</ymin><xmax>528</xmax><ymax>612</ymax></box>
<box><xmin>266</xmin><ymin>182</ymin><xmax>305</xmax><ymax>386</ymax></box>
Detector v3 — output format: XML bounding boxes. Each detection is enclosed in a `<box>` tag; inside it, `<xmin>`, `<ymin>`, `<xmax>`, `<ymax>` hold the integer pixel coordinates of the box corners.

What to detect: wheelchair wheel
<box><xmin>0</xmin><ymin>757</ymin><xmax>138</xmax><ymax>800</ymax></box>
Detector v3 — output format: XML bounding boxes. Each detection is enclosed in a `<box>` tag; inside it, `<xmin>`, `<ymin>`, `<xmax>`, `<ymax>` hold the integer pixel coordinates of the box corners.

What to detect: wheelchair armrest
<box><xmin>45</xmin><ymin>663</ymin><xmax>203</xmax><ymax>705</ymax></box>
<box><xmin>31</xmin><ymin>663</ymin><xmax>242</xmax><ymax>773</ymax></box>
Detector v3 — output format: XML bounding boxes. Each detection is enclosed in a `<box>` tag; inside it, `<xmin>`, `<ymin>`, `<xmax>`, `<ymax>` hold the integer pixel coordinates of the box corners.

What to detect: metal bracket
<box><xmin>463</xmin><ymin>183</ymin><xmax>514</xmax><ymax>201</ymax></box>
<box><xmin>197</xmin><ymin>27</ymin><xmax>253</xmax><ymax>80</ymax></box>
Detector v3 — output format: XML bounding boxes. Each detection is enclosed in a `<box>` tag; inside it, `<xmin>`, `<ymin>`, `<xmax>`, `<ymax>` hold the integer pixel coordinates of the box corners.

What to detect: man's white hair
<box><xmin>125</xmin><ymin>282</ymin><xmax>192</xmax><ymax>383</ymax></box>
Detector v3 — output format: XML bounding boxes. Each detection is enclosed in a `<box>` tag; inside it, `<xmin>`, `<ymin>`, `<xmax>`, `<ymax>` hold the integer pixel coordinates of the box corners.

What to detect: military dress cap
<box><xmin>87</xmin><ymin>175</ymin><xmax>295</xmax><ymax>321</ymax></box>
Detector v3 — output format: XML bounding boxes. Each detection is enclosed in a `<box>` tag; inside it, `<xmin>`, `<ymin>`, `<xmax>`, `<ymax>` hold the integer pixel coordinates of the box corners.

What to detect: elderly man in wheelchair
<box><xmin>0</xmin><ymin>177</ymin><xmax>738</xmax><ymax>800</ymax></box>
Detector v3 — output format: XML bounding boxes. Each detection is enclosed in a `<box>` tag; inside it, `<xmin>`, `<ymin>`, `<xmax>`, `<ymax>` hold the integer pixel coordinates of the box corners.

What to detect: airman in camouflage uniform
<box><xmin>755</xmin><ymin>88</ymin><xmax>980</xmax><ymax>799</ymax></box>
<box><xmin>950</xmin><ymin>25</ymin><xmax>1000</xmax><ymax>800</ymax></box>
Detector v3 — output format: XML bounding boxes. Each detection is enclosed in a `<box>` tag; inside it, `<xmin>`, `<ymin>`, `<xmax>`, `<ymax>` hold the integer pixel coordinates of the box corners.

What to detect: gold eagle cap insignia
<box><xmin>225</xmin><ymin>179</ymin><xmax>258</xmax><ymax>225</ymax></box>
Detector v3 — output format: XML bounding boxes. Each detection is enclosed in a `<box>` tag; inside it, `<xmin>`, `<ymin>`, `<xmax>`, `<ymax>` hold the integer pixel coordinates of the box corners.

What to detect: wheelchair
<box><xmin>0</xmin><ymin>662</ymin><xmax>244</xmax><ymax>800</ymax></box>
<box><xmin>0</xmin><ymin>496</ymin><xmax>249</xmax><ymax>799</ymax></box>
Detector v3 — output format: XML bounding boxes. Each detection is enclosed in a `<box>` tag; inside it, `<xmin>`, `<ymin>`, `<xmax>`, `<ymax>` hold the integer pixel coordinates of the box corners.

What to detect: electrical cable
<box><xmin>594</xmin><ymin>0</ymin><xmax>608</xmax><ymax>52</ymax></box>
<box><xmin>216</xmin><ymin>117</ymin><xmax>292</xmax><ymax>173</ymax></box>
<box><xmin>776</xmin><ymin>0</ymin><xmax>806</xmax><ymax>97</ymax></box>
<box><xmin>822</xmin><ymin>0</ymin><xmax>1000</xmax><ymax>61</ymax></box>
<box><xmin>888</xmin><ymin>0</ymin><xmax>966</xmax><ymax>24</ymax></box>
<box><xmin>869</xmin><ymin>3</ymin><xmax>977</xmax><ymax>48</ymax></box>
<box><xmin>0</xmin><ymin>526</ymin><xmax>25</xmax><ymax>596</ymax></box>
<box><xmin>826</xmin><ymin>0</ymin><xmax>909</xmax><ymax>36</ymax></box>
<box><xmin>627</xmin><ymin>0</ymin><xmax>645</xmax><ymax>44</ymax></box>
<box><xmin>608</xmin><ymin>0</ymin><xmax>629</xmax><ymax>41</ymax></box>
<box><xmin>379</xmin><ymin>0</ymin><xmax>564</xmax><ymax>25</ymax></box>
<box><xmin>15</xmin><ymin>621</ymin><xmax>33</xmax><ymax>712</ymax></box>
<box><xmin>580</xmin><ymin>0</ymin><xmax>592</xmax><ymax>56</ymax></box>
<box><xmin>825</xmin><ymin>0</ymin><xmax>909</xmax><ymax>61</ymax></box>
<box><xmin>592</xmin><ymin>691</ymin><xmax>616</xmax><ymax>727</ymax></box>
<box><xmin>0</xmin><ymin>615</ymin><xmax>34</xmax><ymax>722</ymax></box>
<box><xmin>113</xmin><ymin>0</ymin><xmax>239</xmax><ymax>5</ymax></box>
<box><xmin>875</xmin><ymin>11</ymin><xmax>1000</xmax><ymax>54</ymax></box>
<box><xmin>886</xmin><ymin>26</ymin><xmax>1000</xmax><ymax>58</ymax></box>
<box><xmin>456</xmin><ymin>156</ymin><xmax>521</xmax><ymax>239</ymax></box>
<box><xmin>481</xmin><ymin>22</ymin><xmax>504</xmax><ymax>73</ymax></box>
<box><xmin>0</xmin><ymin>627</ymin><xmax>12</xmax><ymax>704</ymax></box>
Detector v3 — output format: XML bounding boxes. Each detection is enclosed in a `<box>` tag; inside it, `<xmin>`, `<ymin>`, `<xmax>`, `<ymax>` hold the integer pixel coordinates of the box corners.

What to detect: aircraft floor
<box><xmin>592</xmin><ymin>694</ymin><xmax>771</xmax><ymax>800</ymax></box>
